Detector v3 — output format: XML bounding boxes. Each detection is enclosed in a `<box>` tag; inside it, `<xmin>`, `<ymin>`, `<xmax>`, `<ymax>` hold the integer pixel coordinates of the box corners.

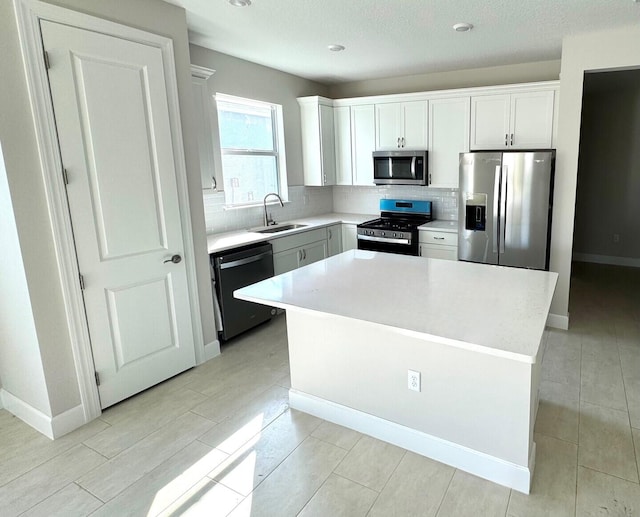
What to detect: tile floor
<box><xmin>1</xmin><ymin>261</ymin><xmax>640</xmax><ymax>516</ymax></box>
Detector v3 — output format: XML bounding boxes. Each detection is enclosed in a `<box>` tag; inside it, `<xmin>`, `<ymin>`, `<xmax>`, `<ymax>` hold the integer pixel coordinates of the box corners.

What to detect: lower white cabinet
<box><xmin>327</xmin><ymin>224</ymin><xmax>342</xmax><ymax>256</ymax></box>
<box><xmin>419</xmin><ymin>229</ymin><xmax>458</xmax><ymax>261</ymax></box>
<box><xmin>342</xmin><ymin>224</ymin><xmax>358</xmax><ymax>251</ymax></box>
<box><xmin>271</xmin><ymin>227</ymin><xmax>328</xmax><ymax>275</ymax></box>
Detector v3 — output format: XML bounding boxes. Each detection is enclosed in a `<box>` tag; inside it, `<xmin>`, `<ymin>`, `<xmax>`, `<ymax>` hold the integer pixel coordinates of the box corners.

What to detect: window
<box><xmin>215</xmin><ymin>94</ymin><xmax>288</xmax><ymax>207</ymax></box>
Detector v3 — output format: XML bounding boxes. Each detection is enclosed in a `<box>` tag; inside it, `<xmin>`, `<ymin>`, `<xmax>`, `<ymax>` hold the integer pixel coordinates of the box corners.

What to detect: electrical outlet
<box><xmin>408</xmin><ymin>370</ymin><xmax>421</xmax><ymax>392</ymax></box>
<box><xmin>613</xmin><ymin>233</ymin><xmax>620</xmax><ymax>243</ymax></box>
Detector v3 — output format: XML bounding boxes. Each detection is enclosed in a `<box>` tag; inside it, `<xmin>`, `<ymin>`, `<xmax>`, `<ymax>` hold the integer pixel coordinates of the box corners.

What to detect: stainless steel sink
<box><xmin>252</xmin><ymin>223</ymin><xmax>307</xmax><ymax>234</ymax></box>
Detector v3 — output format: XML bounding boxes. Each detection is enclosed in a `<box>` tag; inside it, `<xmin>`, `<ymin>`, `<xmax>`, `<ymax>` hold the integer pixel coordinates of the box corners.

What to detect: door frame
<box><xmin>13</xmin><ymin>0</ymin><xmax>205</xmax><ymax>422</ymax></box>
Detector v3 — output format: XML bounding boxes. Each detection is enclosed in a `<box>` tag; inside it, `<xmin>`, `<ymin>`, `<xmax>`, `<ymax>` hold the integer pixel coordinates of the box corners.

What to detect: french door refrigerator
<box><xmin>458</xmin><ymin>150</ymin><xmax>555</xmax><ymax>270</ymax></box>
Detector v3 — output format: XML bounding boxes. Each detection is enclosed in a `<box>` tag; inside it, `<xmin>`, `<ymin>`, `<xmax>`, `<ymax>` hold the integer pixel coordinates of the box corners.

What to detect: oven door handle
<box><xmin>357</xmin><ymin>234</ymin><xmax>411</xmax><ymax>245</ymax></box>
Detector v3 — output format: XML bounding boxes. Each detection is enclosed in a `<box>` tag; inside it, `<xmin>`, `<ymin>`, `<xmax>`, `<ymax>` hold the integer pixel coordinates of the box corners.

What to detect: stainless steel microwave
<box><xmin>373</xmin><ymin>150</ymin><xmax>428</xmax><ymax>186</ymax></box>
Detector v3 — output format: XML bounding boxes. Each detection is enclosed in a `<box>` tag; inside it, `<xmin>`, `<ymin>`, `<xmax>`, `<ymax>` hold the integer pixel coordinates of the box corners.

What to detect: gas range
<box><xmin>357</xmin><ymin>199</ymin><xmax>432</xmax><ymax>256</ymax></box>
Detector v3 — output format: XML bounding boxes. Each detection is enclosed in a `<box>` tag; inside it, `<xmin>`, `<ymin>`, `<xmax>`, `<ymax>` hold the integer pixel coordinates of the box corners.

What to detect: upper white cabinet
<box><xmin>351</xmin><ymin>105</ymin><xmax>375</xmax><ymax>186</ymax></box>
<box><xmin>334</xmin><ymin>106</ymin><xmax>352</xmax><ymax>185</ymax></box>
<box><xmin>428</xmin><ymin>97</ymin><xmax>470</xmax><ymax>188</ymax></box>
<box><xmin>299</xmin><ymin>96</ymin><xmax>336</xmax><ymax>186</ymax></box>
<box><xmin>190</xmin><ymin>65</ymin><xmax>217</xmax><ymax>190</ymax></box>
<box><xmin>375</xmin><ymin>101</ymin><xmax>428</xmax><ymax>150</ymax></box>
<box><xmin>470</xmin><ymin>90</ymin><xmax>555</xmax><ymax>150</ymax></box>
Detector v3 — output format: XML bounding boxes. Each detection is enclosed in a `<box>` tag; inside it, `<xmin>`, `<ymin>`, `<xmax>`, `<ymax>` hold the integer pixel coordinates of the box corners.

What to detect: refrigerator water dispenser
<box><xmin>464</xmin><ymin>193</ymin><xmax>487</xmax><ymax>231</ymax></box>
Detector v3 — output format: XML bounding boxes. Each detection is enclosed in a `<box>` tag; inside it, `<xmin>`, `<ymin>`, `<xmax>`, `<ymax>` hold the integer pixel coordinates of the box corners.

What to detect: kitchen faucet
<box><xmin>263</xmin><ymin>192</ymin><xmax>284</xmax><ymax>226</ymax></box>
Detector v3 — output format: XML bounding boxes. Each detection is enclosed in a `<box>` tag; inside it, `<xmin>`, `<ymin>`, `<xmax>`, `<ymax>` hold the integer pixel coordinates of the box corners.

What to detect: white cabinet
<box><xmin>342</xmin><ymin>224</ymin><xmax>358</xmax><ymax>251</ymax></box>
<box><xmin>428</xmin><ymin>97</ymin><xmax>470</xmax><ymax>188</ymax></box>
<box><xmin>334</xmin><ymin>106</ymin><xmax>352</xmax><ymax>185</ymax></box>
<box><xmin>299</xmin><ymin>96</ymin><xmax>336</xmax><ymax>186</ymax></box>
<box><xmin>351</xmin><ymin>105</ymin><xmax>375</xmax><ymax>185</ymax></box>
<box><xmin>190</xmin><ymin>65</ymin><xmax>217</xmax><ymax>190</ymax></box>
<box><xmin>375</xmin><ymin>101</ymin><xmax>428</xmax><ymax>150</ymax></box>
<box><xmin>470</xmin><ymin>90</ymin><xmax>555</xmax><ymax>150</ymax></box>
<box><xmin>327</xmin><ymin>224</ymin><xmax>342</xmax><ymax>256</ymax></box>
<box><xmin>271</xmin><ymin>227</ymin><xmax>328</xmax><ymax>275</ymax></box>
<box><xmin>419</xmin><ymin>229</ymin><xmax>458</xmax><ymax>261</ymax></box>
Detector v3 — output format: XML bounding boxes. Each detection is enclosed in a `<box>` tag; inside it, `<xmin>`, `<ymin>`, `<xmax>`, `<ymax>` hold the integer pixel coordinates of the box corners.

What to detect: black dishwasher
<box><xmin>211</xmin><ymin>242</ymin><xmax>275</xmax><ymax>342</ymax></box>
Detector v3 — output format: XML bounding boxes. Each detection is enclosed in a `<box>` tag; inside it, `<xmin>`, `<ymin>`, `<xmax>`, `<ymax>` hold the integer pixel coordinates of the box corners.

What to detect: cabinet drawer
<box><xmin>270</xmin><ymin>227</ymin><xmax>327</xmax><ymax>254</ymax></box>
<box><xmin>419</xmin><ymin>230</ymin><xmax>457</xmax><ymax>246</ymax></box>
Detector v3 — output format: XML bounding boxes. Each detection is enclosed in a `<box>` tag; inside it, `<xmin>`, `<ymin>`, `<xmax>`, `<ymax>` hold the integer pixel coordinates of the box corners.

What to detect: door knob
<box><xmin>164</xmin><ymin>254</ymin><xmax>182</xmax><ymax>264</ymax></box>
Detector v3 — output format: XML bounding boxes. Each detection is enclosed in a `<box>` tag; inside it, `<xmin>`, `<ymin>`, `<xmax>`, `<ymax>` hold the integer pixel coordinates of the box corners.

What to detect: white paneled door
<box><xmin>41</xmin><ymin>20</ymin><xmax>196</xmax><ymax>408</ymax></box>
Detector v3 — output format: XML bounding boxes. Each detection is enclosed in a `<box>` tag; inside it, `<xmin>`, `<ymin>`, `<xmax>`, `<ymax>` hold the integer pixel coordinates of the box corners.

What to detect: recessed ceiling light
<box><xmin>453</xmin><ymin>22</ymin><xmax>473</xmax><ymax>32</ymax></box>
<box><xmin>229</xmin><ymin>0</ymin><xmax>251</xmax><ymax>6</ymax></box>
<box><xmin>328</xmin><ymin>44</ymin><xmax>345</xmax><ymax>52</ymax></box>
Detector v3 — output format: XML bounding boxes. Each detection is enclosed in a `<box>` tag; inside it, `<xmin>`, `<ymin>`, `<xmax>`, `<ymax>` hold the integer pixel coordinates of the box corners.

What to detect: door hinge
<box><xmin>94</xmin><ymin>371</ymin><xmax>101</xmax><ymax>386</ymax></box>
<box><xmin>79</xmin><ymin>273</ymin><xmax>85</xmax><ymax>290</ymax></box>
<box><xmin>62</xmin><ymin>168</ymin><xmax>69</xmax><ymax>185</ymax></box>
<box><xmin>43</xmin><ymin>50</ymin><xmax>50</xmax><ymax>70</ymax></box>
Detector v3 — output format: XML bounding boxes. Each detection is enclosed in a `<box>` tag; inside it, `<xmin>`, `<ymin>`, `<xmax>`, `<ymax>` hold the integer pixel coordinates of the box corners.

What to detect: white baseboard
<box><xmin>51</xmin><ymin>404</ymin><xmax>86</xmax><ymax>438</ymax></box>
<box><xmin>546</xmin><ymin>313</ymin><xmax>569</xmax><ymax>330</ymax></box>
<box><xmin>0</xmin><ymin>388</ymin><xmax>54</xmax><ymax>439</ymax></box>
<box><xmin>0</xmin><ymin>389</ymin><xmax>86</xmax><ymax>439</ymax></box>
<box><xmin>290</xmin><ymin>389</ymin><xmax>533</xmax><ymax>494</ymax></box>
<box><xmin>203</xmin><ymin>340</ymin><xmax>221</xmax><ymax>363</ymax></box>
<box><xmin>573</xmin><ymin>253</ymin><xmax>640</xmax><ymax>268</ymax></box>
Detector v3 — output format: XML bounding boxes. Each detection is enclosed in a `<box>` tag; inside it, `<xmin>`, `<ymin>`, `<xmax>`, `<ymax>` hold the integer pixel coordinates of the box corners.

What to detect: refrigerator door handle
<box><xmin>500</xmin><ymin>164</ymin><xmax>508</xmax><ymax>254</ymax></box>
<box><xmin>493</xmin><ymin>165</ymin><xmax>501</xmax><ymax>253</ymax></box>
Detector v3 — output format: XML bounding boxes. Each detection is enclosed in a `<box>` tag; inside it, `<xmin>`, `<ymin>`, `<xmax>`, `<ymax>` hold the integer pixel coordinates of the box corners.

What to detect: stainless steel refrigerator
<box><xmin>458</xmin><ymin>151</ymin><xmax>555</xmax><ymax>270</ymax></box>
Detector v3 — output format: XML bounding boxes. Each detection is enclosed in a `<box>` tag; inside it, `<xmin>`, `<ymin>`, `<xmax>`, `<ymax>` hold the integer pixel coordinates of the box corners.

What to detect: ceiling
<box><xmin>165</xmin><ymin>0</ymin><xmax>640</xmax><ymax>85</ymax></box>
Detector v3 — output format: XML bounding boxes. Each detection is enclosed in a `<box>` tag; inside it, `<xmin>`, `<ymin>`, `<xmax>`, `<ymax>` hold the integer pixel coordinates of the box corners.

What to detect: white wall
<box><xmin>189</xmin><ymin>44</ymin><xmax>330</xmax><ymax>187</ymax></box>
<box><xmin>329</xmin><ymin>60</ymin><xmax>560</xmax><ymax>98</ymax></box>
<box><xmin>0</xmin><ymin>143</ymin><xmax>52</xmax><ymax>417</ymax></box>
<box><xmin>0</xmin><ymin>0</ymin><xmax>215</xmax><ymax>421</ymax></box>
<box><xmin>550</xmin><ymin>25</ymin><xmax>640</xmax><ymax>321</ymax></box>
<box><xmin>573</xmin><ymin>80</ymin><xmax>640</xmax><ymax>261</ymax></box>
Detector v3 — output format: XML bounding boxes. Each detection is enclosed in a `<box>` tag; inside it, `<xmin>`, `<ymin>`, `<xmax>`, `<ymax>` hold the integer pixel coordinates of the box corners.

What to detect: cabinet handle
<box><xmin>303</xmin><ymin>249</ymin><xmax>307</xmax><ymax>260</ymax></box>
<box><xmin>397</xmin><ymin>137</ymin><xmax>400</xmax><ymax>148</ymax></box>
<box><xmin>328</xmin><ymin>229</ymin><xmax>332</xmax><ymax>239</ymax></box>
<box><xmin>401</xmin><ymin>137</ymin><xmax>405</xmax><ymax>148</ymax></box>
<box><xmin>505</xmin><ymin>133</ymin><xmax>508</xmax><ymax>147</ymax></box>
<box><xmin>433</xmin><ymin>236</ymin><xmax>445</xmax><ymax>240</ymax></box>
<box><xmin>211</xmin><ymin>176</ymin><xmax>217</xmax><ymax>190</ymax></box>
<box><xmin>510</xmin><ymin>133</ymin><xmax>514</xmax><ymax>146</ymax></box>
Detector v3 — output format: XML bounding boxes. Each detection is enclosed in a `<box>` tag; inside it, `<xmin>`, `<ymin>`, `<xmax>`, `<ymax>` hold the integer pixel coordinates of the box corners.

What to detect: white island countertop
<box><xmin>236</xmin><ymin>250</ymin><xmax>558</xmax><ymax>363</ymax></box>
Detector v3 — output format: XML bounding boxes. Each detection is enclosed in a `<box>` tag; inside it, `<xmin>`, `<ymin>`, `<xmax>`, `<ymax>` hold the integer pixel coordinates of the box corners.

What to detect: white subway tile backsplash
<box><xmin>203</xmin><ymin>185</ymin><xmax>458</xmax><ymax>235</ymax></box>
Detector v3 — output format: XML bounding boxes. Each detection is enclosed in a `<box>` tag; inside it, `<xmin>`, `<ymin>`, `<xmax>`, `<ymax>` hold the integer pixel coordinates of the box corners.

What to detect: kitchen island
<box><xmin>235</xmin><ymin>250</ymin><xmax>558</xmax><ymax>493</ymax></box>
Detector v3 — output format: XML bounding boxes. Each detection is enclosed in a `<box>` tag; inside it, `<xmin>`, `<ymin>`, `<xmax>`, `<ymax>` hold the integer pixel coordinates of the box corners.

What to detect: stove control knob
<box><xmin>381</xmin><ymin>231</ymin><xmax>385</xmax><ymax>237</ymax></box>
<box><xmin>393</xmin><ymin>233</ymin><xmax>398</xmax><ymax>238</ymax></box>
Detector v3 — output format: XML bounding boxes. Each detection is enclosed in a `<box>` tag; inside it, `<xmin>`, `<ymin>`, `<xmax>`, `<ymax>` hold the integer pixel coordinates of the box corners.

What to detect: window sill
<box><xmin>223</xmin><ymin>200</ymin><xmax>291</xmax><ymax>211</ymax></box>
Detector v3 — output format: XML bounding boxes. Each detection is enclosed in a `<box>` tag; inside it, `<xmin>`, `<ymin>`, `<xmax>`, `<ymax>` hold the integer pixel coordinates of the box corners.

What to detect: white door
<box><xmin>41</xmin><ymin>21</ymin><xmax>196</xmax><ymax>408</ymax></box>
<box><xmin>470</xmin><ymin>94</ymin><xmax>511</xmax><ymax>150</ymax></box>
<box><xmin>351</xmin><ymin>104</ymin><xmax>375</xmax><ymax>186</ymax></box>
<box><xmin>428</xmin><ymin>97</ymin><xmax>470</xmax><ymax>188</ymax></box>
<box><xmin>509</xmin><ymin>91</ymin><xmax>555</xmax><ymax>149</ymax></box>
<box><xmin>401</xmin><ymin>101</ymin><xmax>428</xmax><ymax>149</ymax></box>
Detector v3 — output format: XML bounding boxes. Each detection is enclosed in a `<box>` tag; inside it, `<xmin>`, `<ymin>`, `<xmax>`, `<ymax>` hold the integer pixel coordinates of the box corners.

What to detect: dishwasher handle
<box><xmin>218</xmin><ymin>250</ymin><xmax>272</xmax><ymax>270</ymax></box>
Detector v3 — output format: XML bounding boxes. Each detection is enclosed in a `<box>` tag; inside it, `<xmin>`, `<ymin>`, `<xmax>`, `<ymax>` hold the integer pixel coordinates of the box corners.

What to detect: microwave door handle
<box><xmin>410</xmin><ymin>156</ymin><xmax>416</xmax><ymax>179</ymax></box>
<box><xmin>493</xmin><ymin>165</ymin><xmax>500</xmax><ymax>254</ymax></box>
<box><xmin>389</xmin><ymin>157</ymin><xmax>393</xmax><ymax>178</ymax></box>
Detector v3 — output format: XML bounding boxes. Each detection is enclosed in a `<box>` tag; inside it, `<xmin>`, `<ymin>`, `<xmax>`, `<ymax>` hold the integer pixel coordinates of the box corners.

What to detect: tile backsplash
<box><xmin>333</xmin><ymin>185</ymin><xmax>459</xmax><ymax>220</ymax></box>
<box><xmin>204</xmin><ymin>185</ymin><xmax>458</xmax><ymax>234</ymax></box>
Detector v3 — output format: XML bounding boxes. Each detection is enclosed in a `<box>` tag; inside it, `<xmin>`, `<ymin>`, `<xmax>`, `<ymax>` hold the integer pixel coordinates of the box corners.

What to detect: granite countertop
<box><xmin>207</xmin><ymin>212</ymin><xmax>376</xmax><ymax>254</ymax></box>
<box><xmin>236</xmin><ymin>250</ymin><xmax>558</xmax><ymax>363</ymax></box>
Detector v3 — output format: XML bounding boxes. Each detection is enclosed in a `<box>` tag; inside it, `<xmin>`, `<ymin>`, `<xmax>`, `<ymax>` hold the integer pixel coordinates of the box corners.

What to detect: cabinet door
<box><xmin>327</xmin><ymin>224</ymin><xmax>342</xmax><ymax>256</ymax></box>
<box><xmin>334</xmin><ymin>106</ymin><xmax>352</xmax><ymax>185</ymax></box>
<box><xmin>301</xmin><ymin>240</ymin><xmax>328</xmax><ymax>266</ymax></box>
<box><xmin>342</xmin><ymin>224</ymin><xmax>358</xmax><ymax>251</ymax></box>
<box><xmin>375</xmin><ymin>103</ymin><xmax>402</xmax><ymax>150</ymax></box>
<box><xmin>351</xmin><ymin>104</ymin><xmax>375</xmax><ymax>186</ymax></box>
<box><xmin>319</xmin><ymin>104</ymin><xmax>336</xmax><ymax>185</ymax></box>
<box><xmin>419</xmin><ymin>244</ymin><xmax>458</xmax><ymax>261</ymax></box>
<box><xmin>510</xmin><ymin>91</ymin><xmax>554</xmax><ymax>149</ymax></box>
<box><xmin>191</xmin><ymin>68</ymin><xmax>217</xmax><ymax>190</ymax></box>
<box><xmin>428</xmin><ymin>97</ymin><xmax>470</xmax><ymax>188</ymax></box>
<box><xmin>401</xmin><ymin>101</ymin><xmax>428</xmax><ymax>149</ymax></box>
<box><xmin>273</xmin><ymin>247</ymin><xmax>302</xmax><ymax>275</ymax></box>
<box><xmin>470</xmin><ymin>94</ymin><xmax>510</xmax><ymax>150</ymax></box>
